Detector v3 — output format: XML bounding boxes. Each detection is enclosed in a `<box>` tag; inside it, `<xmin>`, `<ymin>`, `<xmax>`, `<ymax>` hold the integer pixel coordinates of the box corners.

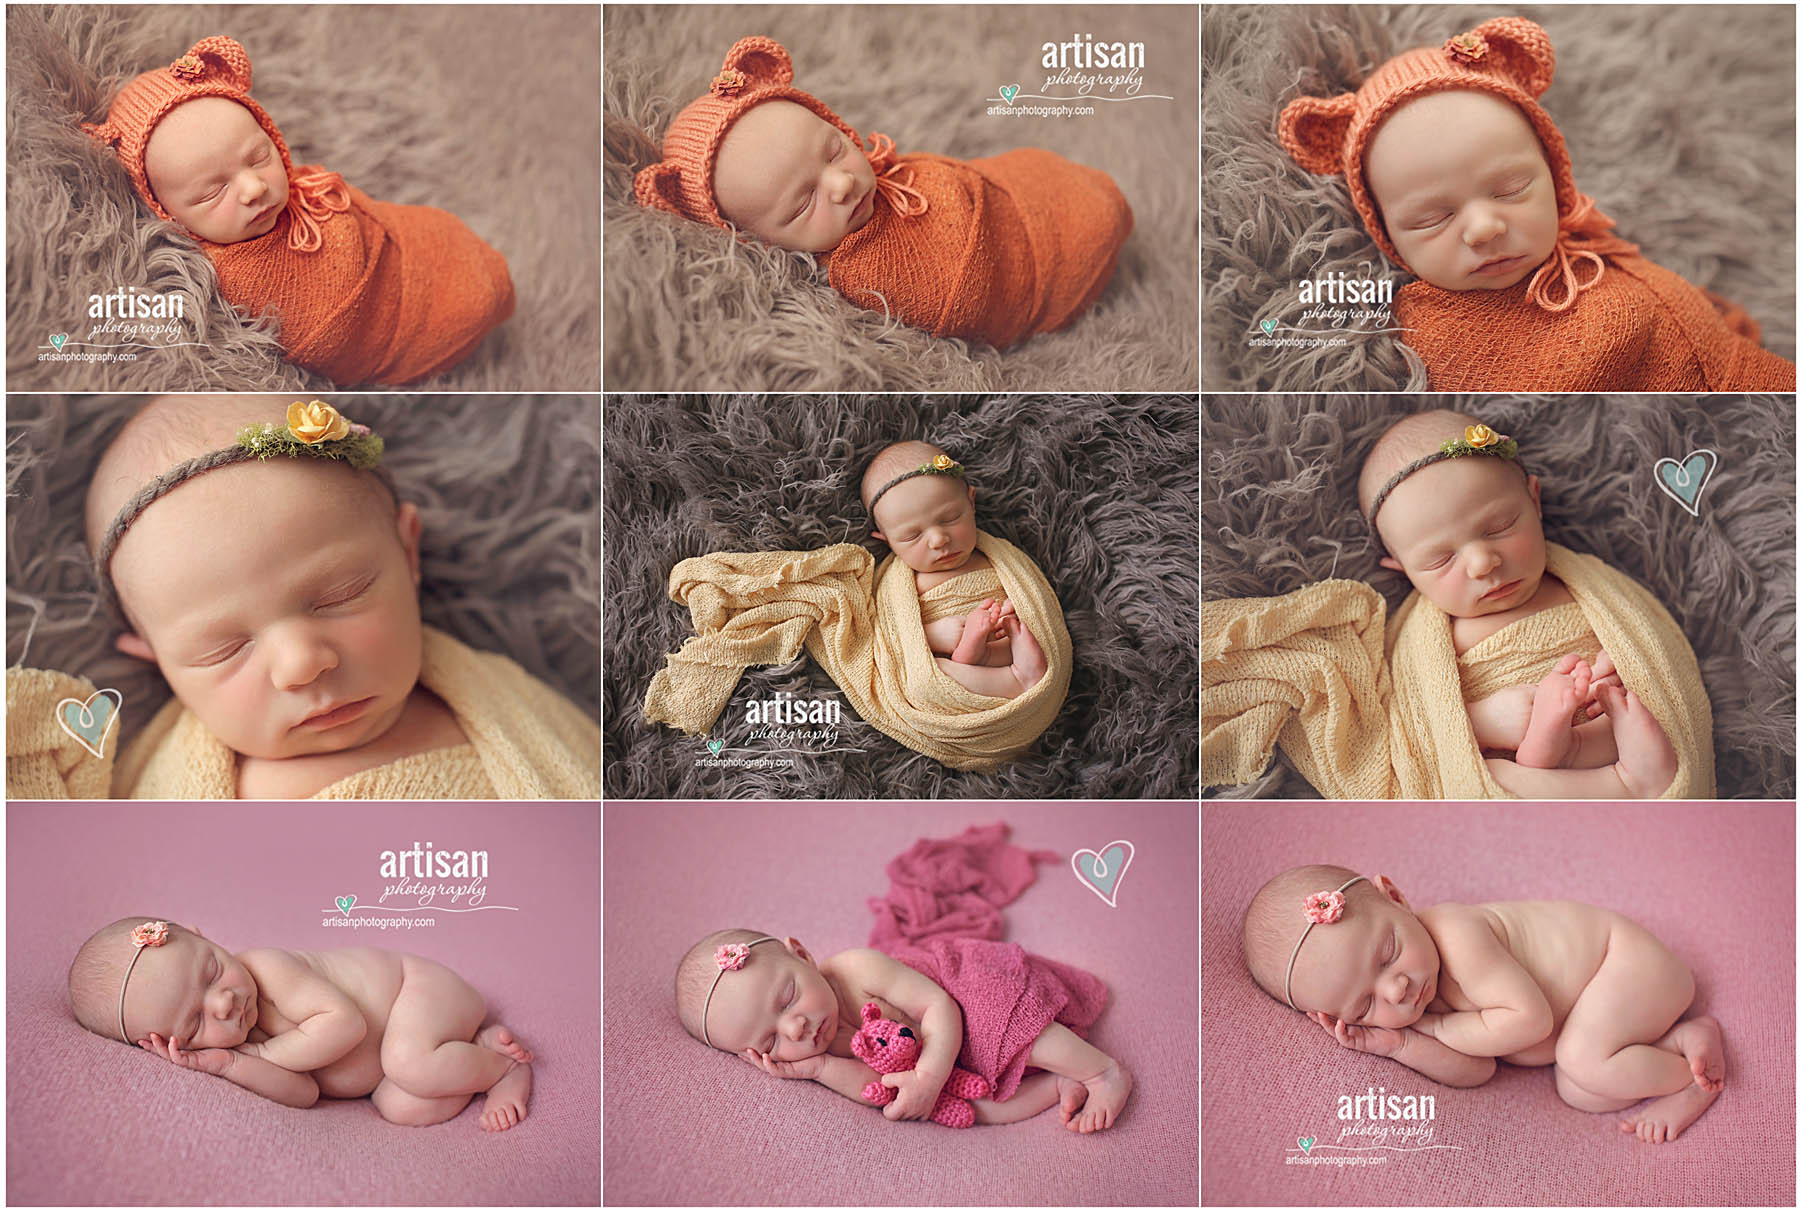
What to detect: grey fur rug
<box><xmin>1201</xmin><ymin>396</ymin><xmax>1796</xmax><ymax>799</ymax></box>
<box><xmin>1203</xmin><ymin>4</ymin><xmax>1798</xmax><ymax>390</ymax></box>
<box><xmin>6</xmin><ymin>396</ymin><xmax>601</xmax><ymax>759</ymax></box>
<box><xmin>8</xmin><ymin>4</ymin><xmax>600</xmax><ymax>391</ymax></box>
<box><xmin>605</xmin><ymin>4</ymin><xmax>1198</xmax><ymax>391</ymax></box>
<box><xmin>604</xmin><ymin>395</ymin><xmax>1198</xmax><ymax>798</ymax></box>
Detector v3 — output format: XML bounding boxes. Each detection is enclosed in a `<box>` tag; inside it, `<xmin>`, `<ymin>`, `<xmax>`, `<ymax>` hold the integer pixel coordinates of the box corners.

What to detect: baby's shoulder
<box><xmin>1417</xmin><ymin>901</ymin><xmax>1507</xmax><ymax>949</ymax></box>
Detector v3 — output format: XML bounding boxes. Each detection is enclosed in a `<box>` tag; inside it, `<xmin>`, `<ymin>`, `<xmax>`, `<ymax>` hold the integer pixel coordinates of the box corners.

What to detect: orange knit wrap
<box><xmin>824</xmin><ymin>147</ymin><xmax>1132</xmax><ymax>349</ymax></box>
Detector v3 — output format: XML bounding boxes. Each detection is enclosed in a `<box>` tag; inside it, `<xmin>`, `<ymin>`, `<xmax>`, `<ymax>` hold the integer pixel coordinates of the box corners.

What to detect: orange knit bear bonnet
<box><xmin>83</xmin><ymin>35</ymin><xmax>349</xmax><ymax>253</ymax></box>
<box><xmin>1278</xmin><ymin>17</ymin><xmax>1636</xmax><ymax>312</ymax></box>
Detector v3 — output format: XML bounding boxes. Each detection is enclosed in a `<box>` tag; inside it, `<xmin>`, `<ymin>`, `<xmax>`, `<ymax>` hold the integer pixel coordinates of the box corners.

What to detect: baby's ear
<box><xmin>177</xmin><ymin>35</ymin><xmax>254</xmax><ymax>93</ymax></box>
<box><xmin>721</xmin><ymin>36</ymin><xmax>795</xmax><ymax>88</ymax></box>
<box><xmin>1373</xmin><ymin>874</ymin><xmax>1411</xmax><ymax>910</ymax></box>
<box><xmin>115</xmin><ymin>632</ymin><xmax>156</xmax><ymax>663</ymax></box>
<box><xmin>1277</xmin><ymin>92</ymin><xmax>1355</xmax><ymax>176</ymax></box>
<box><xmin>1467</xmin><ymin>18</ymin><xmax>1554</xmax><ymax>98</ymax></box>
<box><xmin>633</xmin><ymin>161</ymin><xmax>689</xmax><ymax>217</ymax></box>
<box><xmin>1378</xmin><ymin>555</ymin><xmax>1405</xmax><ymax>573</ymax></box>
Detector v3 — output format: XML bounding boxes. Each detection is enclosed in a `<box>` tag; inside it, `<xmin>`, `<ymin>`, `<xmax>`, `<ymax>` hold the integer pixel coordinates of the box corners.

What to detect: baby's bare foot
<box><xmin>1616</xmin><ymin>1080</ymin><xmax>1718</xmax><ymax>1143</ymax></box>
<box><xmin>1004</xmin><ymin>615</ymin><xmax>1048</xmax><ymax>693</ymax></box>
<box><xmin>952</xmin><ymin>601</ymin><xmax>999</xmax><ymax>664</ymax></box>
<box><xmin>1053</xmin><ymin>1075</ymin><xmax>1089</xmax><ymax>1126</ymax></box>
<box><xmin>1673</xmin><ymin>1015</ymin><xmax>1726</xmax><ymax>1093</ymax></box>
<box><xmin>477</xmin><ymin>1023</ymin><xmax>535</xmax><ymax>1065</ymax></box>
<box><xmin>1598</xmin><ymin>684</ymin><xmax>1678</xmax><ymax>799</ymax></box>
<box><xmin>478</xmin><ymin>1060</ymin><xmax>532</xmax><ymax>1132</ymax></box>
<box><xmin>1067</xmin><ymin>1058</ymin><xmax>1131</xmax><ymax>1133</ymax></box>
<box><xmin>1515</xmin><ymin>655</ymin><xmax>1589</xmax><ymax>768</ymax></box>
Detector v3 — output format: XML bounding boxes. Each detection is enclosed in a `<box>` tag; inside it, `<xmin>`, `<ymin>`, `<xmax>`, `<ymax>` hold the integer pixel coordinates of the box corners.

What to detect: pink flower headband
<box><xmin>118</xmin><ymin>920</ymin><xmax>170</xmax><ymax>1043</ymax></box>
<box><xmin>700</xmin><ymin>936</ymin><xmax>779</xmax><ymax>1049</ymax></box>
<box><xmin>1284</xmin><ymin>876</ymin><xmax>1366</xmax><ymax>1010</ymax></box>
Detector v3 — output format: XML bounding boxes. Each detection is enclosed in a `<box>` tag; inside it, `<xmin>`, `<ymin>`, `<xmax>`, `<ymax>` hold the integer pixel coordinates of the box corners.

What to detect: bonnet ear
<box><xmin>173</xmin><ymin>35</ymin><xmax>253</xmax><ymax>92</ymax></box>
<box><xmin>1277</xmin><ymin>92</ymin><xmax>1355</xmax><ymax>176</ymax></box>
<box><xmin>1463</xmin><ymin>17</ymin><xmax>1555</xmax><ymax>97</ymax></box>
<box><xmin>861</xmin><ymin>1002</ymin><xmax>881</xmax><ymax>1024</ymax></box>
<box><xmin>632</xmin><ymin>161</ymin><xmax>687</xmax><ymax>216</ymax></box>
<box><xmin>720</xmin><ymin>36</ymin><xmax>794</xmax><ymax>88</ymax></box>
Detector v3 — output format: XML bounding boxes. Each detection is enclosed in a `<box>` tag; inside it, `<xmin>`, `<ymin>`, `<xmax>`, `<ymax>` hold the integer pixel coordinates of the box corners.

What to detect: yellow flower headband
<box><xmin>1367</xmin><ymin>424</ymin><xmax>1525</xmax><ymax>538</ymax></box>
<box><xmin>867</xmin><ymin>452</ymin><xmax>966</xmax><ymax>516</ymax></box>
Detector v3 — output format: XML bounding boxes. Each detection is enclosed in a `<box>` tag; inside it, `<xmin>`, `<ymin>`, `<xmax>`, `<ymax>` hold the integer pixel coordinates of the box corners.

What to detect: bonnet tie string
<box><xmin>1524</xmin><ymin>193</ymin><xmax>1638</xmax><ymax>313</ymax></box>
<box><xmin>284</xmin><ymin>168</ymin><xmax>353</xmax><ymax>253</ymax></box>
<box><xmin>862</xmin><ymin>132</ymin><xmax>928</xmax><ymax>218</ymax></box>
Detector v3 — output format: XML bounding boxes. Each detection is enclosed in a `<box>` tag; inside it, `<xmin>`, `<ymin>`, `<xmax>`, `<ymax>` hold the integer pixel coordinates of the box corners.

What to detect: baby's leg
<box><xmin>1514</xmin><ymin>656</ymin><xmax>1592</xmax><ymax>768</ymax></box>
<box><xmin>970</xmin><ymin>1071</ymin><xmax>1060</xmax><ymax>1125</ymax></box>
<box><xmin>950</xmin><ymin>601</ymin><xmax>1003</xmax><ymax>664</ymax></box>
<box><xmin>921</xmin><ymin>615</ymin><xmax>969</xmax><ymax>657</ymax></box>
<box><xmin>371</xmin><ymin>1077</ymin><xmax>472</xmax><ymax>1127</ymax></box>
<box><xmin>1002</xmin><ymin>615</ymin><xmax>1047</xmax><ymax>692</ymax></box>
<box><xmin>1594</xmin><ymin>683</ymin><xmax>1678</xmax><ymax>798</ymax></box>
<box><xmin>1026</xmin><ymin>1022</ymin><xmax>1131</xmax><ymax>1133</ymax></box>
<box><xmin>379</xmin><ymin>956</ymin><xmax>534</xmax><ymax>1131</ymax></box>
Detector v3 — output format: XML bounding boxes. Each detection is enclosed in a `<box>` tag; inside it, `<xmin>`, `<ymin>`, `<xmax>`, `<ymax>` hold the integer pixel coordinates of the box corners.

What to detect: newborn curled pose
<box><xmin>5</xmin><ymin>395</ymin><xmax>602</xmax><ymax>800</ymax></box>
<box><xmin>863</xmin><ymin>441</ymin><xmax>1047</xmax><ymax>700</ymax></box>
<box><xmin>70</xmin><ymin>919</ymin><xmax>534</xmax><ymax>1130</ymax></box>
<box><xmin>635</xmin><ymin>36</ymin><xmax>1133</xmax><ymax>348</ymax></box>
<box><xmin>82</xmin><ymin>36</ymin><xmax>514</xmax><ymax>385</ymax></box>
<box><xmin>677</xmin><ymin>932</ymin><xmax>1131</xmax><ymax>1132</ymax></box>
<box><xmin>1278</xmin><ymin>17</ymin><xmax>1794</xmax><ymax>390</ymax></box>
<box><xmin>1243</xmin><ymin>867</ymin><xmax>1725</xmax><ymax>1143</ymax></box>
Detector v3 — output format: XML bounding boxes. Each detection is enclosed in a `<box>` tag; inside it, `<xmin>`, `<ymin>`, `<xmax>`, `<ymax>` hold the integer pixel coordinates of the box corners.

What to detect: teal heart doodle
<box><xmin>1298</xmin><ymin>1135</ymin><xmax>1316</xmax><ymax>1155</ymax></box>
<box><xmin>55</xmin><ymin>689</ymin><xmax>121</xmax><ymax>759</ymax></box>
<box><xmin>1000</xmin><ymin>83</ymin><xmax>1020</xmax><ymax>105</ymax></box>
<box><xmin>48</xmin><ymin>333</ymin><xmax>68</xmax><ymax>352</ymax></box>
<box><xmin>336</xmin><ymin>894</ymin><xmax>356</xmax><ymax>916</ymax></box>
<box><xmin>1259</xmin><ymin>318</ymin><xmax>1277</xmax><ymax>335</ymax></box>
<box><xmin>707</xmin><ymin>738</ymin><xmax>724</xmax><ymax>756</ymax></box>
<box><xmin>1652</xmin><ymin>449</ymin><xmax>1718</xmax><ymax>517</ymax></box>
<box><xmin>1071</xmin><ymin>840</ymin><xmax>1135</xmax><ymax>908</ymax></box>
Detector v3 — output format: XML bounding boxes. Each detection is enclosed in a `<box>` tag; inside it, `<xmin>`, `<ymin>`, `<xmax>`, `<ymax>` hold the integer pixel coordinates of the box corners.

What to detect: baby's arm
<box><xmin>843</xmin><ymin>948</ymin><xmax>964</xmax><ymax>1118</ymax></box>
<box><xmin>236</xmin><ymin>949</ymin><xmax>367</xmax><ymax>1073</ymax></box>
<box><xmin>1412</xmin><ymin>910</ymin><xmax>1552</xmax><ymax>1058</ymax></box>
<box><xmin>1308</xmin><ymin>1013</ymin><xmax>1495</xmax><ymax>1088</ymax></box>
<box><xmin>139</xmin><ymin>1032</ymin><xmax>319</xmax><ymax>1108</ymax></box>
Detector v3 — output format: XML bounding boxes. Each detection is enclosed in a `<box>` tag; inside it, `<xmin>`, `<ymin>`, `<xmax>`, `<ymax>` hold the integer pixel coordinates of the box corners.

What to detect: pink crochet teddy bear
<box><xmin>850</xmin><ymin>1001</ymin><xmax>991</xmax><ymax>1128</ymax></box>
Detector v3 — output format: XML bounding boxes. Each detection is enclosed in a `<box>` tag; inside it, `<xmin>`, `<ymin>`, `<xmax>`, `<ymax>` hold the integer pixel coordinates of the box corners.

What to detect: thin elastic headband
<box><xmin>1367</xmin><ymin>424</ymin><xmax>1524</xmax><ymax>538</ymax></box>
<box><xmin>118</xmin><ymin>920</ymin><xmax>171</xmax><ymax>1043</ymax></box>
<box><xmin>867</xmin><ymin>453</ymin><xmax>965</xmax><ymax>517</ymax></box>
<box><xmin>1284</xmin><ymin>875</ymin><xmax>1367</xmax><ymax>1011</ymax></box>
<box><xmin>700</xmin><ymin>936</ymin><xmax>780</xmax><ymax>1049</ymax></box>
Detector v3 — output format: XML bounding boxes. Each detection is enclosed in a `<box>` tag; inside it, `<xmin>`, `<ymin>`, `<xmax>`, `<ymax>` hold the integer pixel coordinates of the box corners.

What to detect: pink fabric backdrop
<box><xmin>603</xmin><ymin>801</ymin><xmax>1198</xmax><ymax>1206</ymax></box>
<box><xmin>1202</xmin><ymin>801</ymin><xmax>1794</xmax><ymax>1206</ymax></box>
<box><xmin>6</xmin><ymin>802</ymin><xmax>599</xmax><ymax>1206</ymax></box>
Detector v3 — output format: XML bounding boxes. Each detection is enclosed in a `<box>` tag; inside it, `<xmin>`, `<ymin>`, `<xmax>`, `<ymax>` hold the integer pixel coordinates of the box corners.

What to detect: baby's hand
<box><xmin>1307</xmin><ymin>1011</ymin><xmax>1405</xmax><ymax>1058</ymax></box>
<box><xmin>879</xmin><ymin>1067</ymin><xmax>948</xmax><ymax>1121</ymax></box>
<box><xmin>739</xmin><ymin>1049</ymin><xmax>823</xmax><ymax>1081</ymax></box>
<box><xmin>139</xmin><ymin>1032</ymin><xmax>234</xmax><ymax>1076</ymax></box>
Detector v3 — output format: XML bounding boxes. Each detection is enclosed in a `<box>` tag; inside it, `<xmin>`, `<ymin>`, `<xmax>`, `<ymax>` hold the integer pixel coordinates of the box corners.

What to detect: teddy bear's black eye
<box><xmin>899</xmin><ymin>1027</ymin><xmax>914</xmax><ymax>1039</ymax></box>
<box><xmin>876</xmin><ymin>1037</ymin><xmax>886</xmax><ymax>1046</ymax></box>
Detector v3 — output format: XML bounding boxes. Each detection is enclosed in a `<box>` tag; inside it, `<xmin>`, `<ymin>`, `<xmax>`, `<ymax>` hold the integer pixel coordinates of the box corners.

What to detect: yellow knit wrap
<box><xmin>643</xmin><ymin>531</ymin><xmax>1071</xmax><ymax>771</ymax></box>
<box><xmin>1201</xmin><ymin>543</ymin><xmax>1715</xmax><ymax>798</ymax></box>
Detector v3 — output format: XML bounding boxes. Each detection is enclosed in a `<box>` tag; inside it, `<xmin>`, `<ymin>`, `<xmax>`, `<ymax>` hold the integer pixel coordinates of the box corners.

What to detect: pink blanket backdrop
<box><xmin>603</xmin><ymin>801</ymin><xmax>1198</xmax><ymax>1206</ymax></box>
<box><xmin>6</xmin><ymin>802</ymin><xmax>599</xmax><ymax>1206</ymax></box>
<box><xmin>1202</xmin><ymin>801</ymin><xmax>1794</xmax><ymax>1206</ymax></box>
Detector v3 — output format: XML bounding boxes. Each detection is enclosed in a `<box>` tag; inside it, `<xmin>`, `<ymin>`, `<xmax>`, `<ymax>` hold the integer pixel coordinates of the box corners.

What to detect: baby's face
<box><xmin>121</xmin><ymin>927</ymin><xmax>259</xmax><ymax>1050</ymax></box>
<box><xmin>1376</xmin><ymin>457</ymin><xmax>1546</xmax><ymax>619</ymax></box>
<box><xmin>870</xmin><ymin>476</ymin><xmax>980</xmax><ymax>575</ymax></box>
<box><xmin>143</xmin><ymin>96</ymin><xmax>289</xmax><ymax>245</ymax></box>
<box><xmin>109</xmin><ymin>459</ymin><xmax>424</xmax><ymax>761</ymax></box>
<box><xmin>1291</xmin><ymin>885</ymin><xmax>1440</xmax><ymax>1029</ymax></box>
<box><xmin>705</xmin><ymin>939</ymin><xmax>840</xmax><ymax>1060</ymax></box>
<box><xmin>712</xmin><ymin>100</ymin><xmax>877</xmax><ymax>253</ymax></box>
<box><xmin>1364</xmin><ymin>90</ymin><xmax>1560</xmax><ymax>292</ymax></box>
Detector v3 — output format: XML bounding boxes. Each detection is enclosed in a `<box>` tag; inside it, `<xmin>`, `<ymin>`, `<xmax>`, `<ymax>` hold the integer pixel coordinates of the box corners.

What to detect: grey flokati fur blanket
<box><xmin>1203</xmin><ymin>4</ymin><xmax>1797</xmax><ymax>390</ymax></box>
<box><xmin>605</xmin><ymin>395</ymin><xmax>1199</xmax><ymax>798</ymax></box>
<box><xmin>7</xmin><ymin>396</ymin><xmax>601</xmax><ymax>761</ymax></box>
<box><xmin>1202</xmin><ymin>396</ymin><xmax>1796</xmax><ymax>799</ymax></box>
<box><xmin>606</xmin><ymin>3</ymin><xmax>1198</xmax><ymax>391</ymax></box>
<box><xmin>7</xmin><ymin>4</ymin><xmax>600</xmax><ymax>391</ymax></box>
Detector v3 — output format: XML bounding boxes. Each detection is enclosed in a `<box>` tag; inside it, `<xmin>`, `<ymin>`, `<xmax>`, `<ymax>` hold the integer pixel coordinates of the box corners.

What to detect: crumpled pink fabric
<box><xmin>866</xmin><ymin>823</ymin><xmax>1107</xmax><ymax>1101</ymax></box>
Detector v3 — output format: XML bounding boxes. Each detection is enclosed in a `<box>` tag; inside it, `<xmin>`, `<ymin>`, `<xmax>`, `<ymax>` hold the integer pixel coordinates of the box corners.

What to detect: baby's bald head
<box><xmin>861</xmin><ymin>440</ymin><xmax>952</xmax><ymax>514</ymax></box>
<box><xmin>1241</xmin><ymin>863</ymin><xmax>1368</xmax><ymax>1005</ymax></box>
<box><xmin>1356</xmin><ymin>409</ymin><xmax>1492</xmax><ymax>525</ymax></box>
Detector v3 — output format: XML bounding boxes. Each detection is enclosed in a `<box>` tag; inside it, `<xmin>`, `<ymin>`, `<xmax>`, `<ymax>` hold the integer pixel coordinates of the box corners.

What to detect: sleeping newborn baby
<box><xmin>1362</xmin><ymin>409</ymin><xmax>1678</xmax><ymax>799</ymax></box>
<box><xmin>1243</xmin><ymin>867</ymin><xmax>1725</xmax><ymax>1144</ymax></box>
<box><xmin>862</xmin><ymin>442</ymin><xmax>1047</xmax><ymax>700</ymax></box>
<box><xmin>69</xmin><ymin>919</ymin><xmax>532</xmax><ymax>1130</ymax></box>
<box><xmin>82</xmin><ymin>36</ymin><xmax>514</xmax><ymax>385</ymax></box>
<box><xmin>634</xmin><ymin>36</ymin><xmax>1133</xmax><ymax>349</ymax></box>
<box><xmin>676</xmin><ymin>931</ymin><xmax>1131</xmax><ymax>1132</ymax></box>
<box><xmin>5</xmin><ymin>396</ymin><xmax>602</xmax><ymax>800</ymax></box>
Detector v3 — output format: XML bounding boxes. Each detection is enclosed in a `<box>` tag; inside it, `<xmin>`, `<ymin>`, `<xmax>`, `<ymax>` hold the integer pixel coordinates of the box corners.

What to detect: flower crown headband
<box><xmin>95</xmin><ymin>401</ymin><xmax>390</xmax><ymax>621</ymax></box>
<box><xmin>1366</xmin><ymin>424</ymin><xmax>1525</xmax><ymax>539</ymax></box>
<box><xmin>117</xmin><ymin>920</ymin><xmax>171</xmax><ymax>1043</ymax></box>
<box><xmin>1284</xmin><ymin>875</ymin><xmax>1367</xmax><ymax>1010</ymax></box>
<box><xmin>867</xmin><ymin>453</ymin><xmax>966</xmax><ymax>516</ymax></box>
<box><xmin>699</xmin><ymin>936</ymin><xmax>779</xmax><ymax>1049</ymax></box>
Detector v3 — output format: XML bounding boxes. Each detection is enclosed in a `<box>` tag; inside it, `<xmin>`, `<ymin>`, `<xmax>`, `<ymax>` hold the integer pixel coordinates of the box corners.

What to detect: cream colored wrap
<box><xmin>643</xmin><ymin>531</ymin><xmax>1072</xmax><ymax>771</ymax></box>
<box><xmin>1202</xmin><ymin>543</ymin><xmax>1715</xmax><ymax>798</ymax></box>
